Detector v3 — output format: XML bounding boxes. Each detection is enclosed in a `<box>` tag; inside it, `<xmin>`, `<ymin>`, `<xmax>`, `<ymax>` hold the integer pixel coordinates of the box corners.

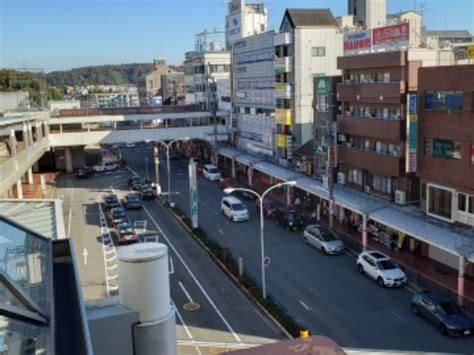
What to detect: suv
<box><xmin>203</xmin><ymin>164</ymin><xmax>221</xmax><ymax>181</ymax></box>
<box><xmin>304</xmin><ymin>225</ymin><xmax>345</xmax><ymax>254</ymax></box>
<box><xmin>221</xmin><ymin>196</ymin><xmax>249</xmax><ymax>222</ymax></box>
<box><xmin>117</xmin><ymin>223</ymin><xmax>138</xmax><ymax>245</ymax></box>
<box><xmin>275</xmin><ymin>207</ymin><xmax>305</xmax><ymax>231</ymax></box>
<box><xmin>104</xmin><ymin>194</ymin><xmax>120</xmax><ymax>210</ymax></box>
<box><xmin>357</xmin><ymin>251</ymin><xmax>407</xmax><ymax>287</ymax></box>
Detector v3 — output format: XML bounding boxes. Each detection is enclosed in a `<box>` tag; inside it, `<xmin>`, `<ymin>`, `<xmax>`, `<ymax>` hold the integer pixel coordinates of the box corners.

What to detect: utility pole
<box><xmin>207</xmin><ymin>63</ymin><xmax>218</xmax><ymax>165</ymax></box>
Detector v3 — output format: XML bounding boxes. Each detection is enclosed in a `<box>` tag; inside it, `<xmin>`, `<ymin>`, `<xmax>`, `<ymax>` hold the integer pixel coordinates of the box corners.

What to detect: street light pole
<box><xmin>224</xmin><ymin>180</ymin><xmax>297</xmax><ymax>300</ymax></box>
<box><xmin>153</xmin><ymin>145</ymin><xmax>161</xmax><ymax>194</ymax></box>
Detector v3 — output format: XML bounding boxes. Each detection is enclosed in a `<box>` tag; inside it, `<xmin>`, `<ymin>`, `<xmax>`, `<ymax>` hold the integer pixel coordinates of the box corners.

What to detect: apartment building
<box><xmin>417</xmin><ymin>65</ymin><xmax>474</xmax><ymax>227</ymax></box>
<box><xmin>275</xmin><ymin>9</ymin><xmax>343</xmax><ymax>164</ymax></box>
<box><xmin>183</xmin><ymin>52</ymin><xmax>196</xmax><ymax>104</ymax></box>
<box><xmin>137</xmin><ymin>59</ymin><xmax>177</xmax><ymax>106</ymax></box>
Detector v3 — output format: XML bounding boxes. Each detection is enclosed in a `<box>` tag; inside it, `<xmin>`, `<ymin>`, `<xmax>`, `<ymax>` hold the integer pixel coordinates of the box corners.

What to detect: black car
<box><xmin>139</xmin><ymin>187</ymin><xmax>155</xmax><ymax>200</ymax></box>
<box><xmin>412</xmin><ymin>291</ymin><xmax>474</xmax><ymax>337</ymax></box>
<box><xmin>108</xmin><ymin>207</ymin><xmax>129</xmax><ymax>226</ymax></box>
<box><xmin>123</xmin><ymin>193</ymin><xmax>142</xmax><ymax>209</ymax></box>
<box><xmin>275</xmin><ymin>207</ymin><xmax>305</xmax><ymax>231</ymax></box>
<box><xmin>128</xmin><ymin>176</ymin><xmax>143</xmax><ymax>189</ymax></box>
<box><xmin>235</xmin><ymin>190</ymin><xmax>257</xmax><ymax>200</ymax></box>
<box><xmin>104</xmin><ymin>194</ymin><xmax>120</xmax><ymax>209</ymax></box>
<box><xmin>75</xmin><ymin>167</ymin><xmax>94</xmax><ymax>179</ymax></box>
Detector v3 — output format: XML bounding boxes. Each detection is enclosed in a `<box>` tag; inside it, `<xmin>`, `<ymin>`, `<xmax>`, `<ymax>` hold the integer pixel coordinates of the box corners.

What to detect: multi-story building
<box><xmin>161</xmin><ymin>72</ymin><xmax>185</xmax><ymax>105</ymax></box>
<box><xmin>417</xmin><ymin>64</ymin><xmax>474</xmax><ymax>227</ymax></box>
<box><xmin>92</xmin><ymin>91</ymin><xmax>139</xmax><ymax>109</ymax></box>
<box><xmin>233</xmin><ymin>31</ymin><xmax>275</xmax><ymax>157</ymax></box>
<box><xmin>275</xmin><ymin>9</ymin><xmax>343</xmax><ymax>163</ymax></box>
<box><xmin>183</xmin><ymin>52</ymin><xmax>196</xmax><ymax>104</ymax></box>
<box><xmin>386</xmin><ymin>11</ymin><xmax>423</xmax><ymax>48</ymax></box>
<box><xmin>137</xmin><ymin>59</ymin><xmax>177</xmax><ymax>106</ymax></box>
<box><xmin>225</xmin><ymin>0</ymin><xmax>268</xmax><ymax>50</ymax></box>
<box><xmin>348</xmin><ymin>0</ymin><xmax>386</xmax><ymax>28</ymax></box>
<box><xmin>425</xmin><ymin>30</ymin><xmax>473</xmax><ymax>49</ymax></box>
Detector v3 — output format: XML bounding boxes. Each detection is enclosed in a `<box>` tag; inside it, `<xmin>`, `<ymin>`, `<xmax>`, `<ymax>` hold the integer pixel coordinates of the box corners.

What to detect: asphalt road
<box><xmin>53</xmin><ymin>159</ymin><xmax>285</xmax><ymax>355</ymax></box>
<box><xmin>123</xmin><ymin>146</ymin><xmax>474</xmax><ymax>354</ymax></box>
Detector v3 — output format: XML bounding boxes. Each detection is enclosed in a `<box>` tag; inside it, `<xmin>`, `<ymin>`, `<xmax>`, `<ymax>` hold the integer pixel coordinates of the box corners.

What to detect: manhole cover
<box><xmin>210</xmin><ymin>347</ymin><xmax>226</xmax><ymax>354</ymax></box>
<box><xmin>182</xmin><ymin>302</ymin><xmax>200</xmax><ymax>311</ymax></box>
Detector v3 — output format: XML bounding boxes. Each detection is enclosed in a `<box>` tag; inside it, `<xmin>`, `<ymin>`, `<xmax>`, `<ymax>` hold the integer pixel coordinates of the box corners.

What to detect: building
<box><xmin>183</xmin><ymin>52</ymin><xmax>196</xmax><ymax>104</ymax></box>
<box><xmin>0</xmin><ymin>91</ymin><xmax>30</xmax><ymax>112</ymax></box>
<box><xmin>275</xmin><ymin>8</ymin><xmax>343</xmax><ymax>164</ymax></box>
<box><xmin>225</xmin><ymin>0</ymin><xmax>268</xmax><ymax>50</ymax></box>
<box><xmin>417</xmin><ymin>64</ymin><xmax>474</xmax><ymax>227</ymax></box>
<box><xmin>386</xmin><ymin>11</ymin><xmax>423</xmax><ymax>48</ymax></box>
<box><xmin>233</xmin><ymin>31</ymin><xmax>275</xmax><ymax>157</ymax></box>
<box><xmin>425</xmin><ymin>30</ymin><xmax>473</xmax><ymax>49</ymax></box>
<box><xmin>348</xmin><ymin>0</ymin><xmax>386</xmax><ymax>28</ymax></box>
<box><xmin>137</xmin><ymin>59</ymin><xmax>177</xmax><ymax>106</ymax></box>
<box><xmin>48</xmin><ymin>99</ymin><xmax>81</xmax><ymax>116</ymax></box>
<box><xmin>161</xmin><ymin>72</ymin><xmax>185</xmax><ymax>105</ymax></box>
<box><xmin>91</xmin><ymin>91</ymin><xmax>139</xmax><ymax>109</ymax></box>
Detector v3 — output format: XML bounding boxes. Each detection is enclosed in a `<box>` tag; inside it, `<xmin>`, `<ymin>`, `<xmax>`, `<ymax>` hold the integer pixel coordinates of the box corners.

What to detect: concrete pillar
<box><xmin>457</xmin><ymin>257</ymin><xmax>466</xmax><ymax>306</ymax></box>
<box><xmin>27</xmin><ymin>123</ymin><xmax>34</xmax><ymax>145</ymax></box>
<box><xmin>248</xmin><ymin>167</ymin><xmax>253</xmax><ymax>187</ymax></box>
<box><xmin>22</xmin><ymin>124</ymin><xmax>29</xmax><ymax>148</ymax></box>
<box><xmin>65</xmin><ymin>147</ymin><xmax>73</xmax><ymax>173</ymax></box>
<box><xmin>9</xmin><ymin>129</ymin><xmax>17</xmax><ymax>157</ymax></box>
<box><xmin>37</xmin><ymin>122</ymin><xmax>44</xmax><ymax>140</ymax></box>
<box><xmin>16</xmin><ymin>179</ymin><xmax>23</xmax><ymax>199</ymax></box>
<box><xmin>33</xmin><ymin>162</ymin><xmax>39</xmax><ymax>173</ymax></box>
<box><xmin>27</xmin><ymin>167</ymin><xmax>34</xmax><ymax>185</ymax></box>
<box><xmin>231</xmin><ymin>159</ymin><xmax>236</xmax><ymax>179</ymax></box>
<box><xmin>362</xmin><ymin>214</ymin><xmax>368</xmax><ymax>251</ymax></box>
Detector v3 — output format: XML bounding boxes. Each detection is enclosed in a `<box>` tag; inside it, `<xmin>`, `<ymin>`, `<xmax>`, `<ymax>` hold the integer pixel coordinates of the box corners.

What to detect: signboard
<box><xmin>315</xmin><ymin>76</ymin><xmax>330</xmax><ymax>96</ymax></box>
<box><xmin>433</xmin><ymin>139</ymin><xmax>453</xmax><ymax>160</ymax></box>
<box><xmin>373</xmin><ymin>23</ymin><xmax>410</xmax><ymax>50</ymax></box>
<box><xmin>343</xmin><ymin>30</ymin><xmax>371</xmax><ymax>55</ymax></box>
<box><xmin>468</xmin><ymin>45</ymin><xmax>474</xmax><ymax>59</ymax></box>
<box><xmin>274</xmin><ymin>57</ymin><xmax>288</xmax><ymax>73</ymax></box>
<box><xmin>406</xmin><ymin>94</ymin><xmax>418</xmax><ymax>172</ymax></box>
<box><xmin>189</xmin><ymin>162</ymin><xmax>198</xmax><ymax>229</ymax></box>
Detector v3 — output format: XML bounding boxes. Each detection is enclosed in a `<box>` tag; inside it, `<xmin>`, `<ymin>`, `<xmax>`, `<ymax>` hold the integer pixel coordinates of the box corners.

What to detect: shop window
<box><xmin>311</xmin><ymin>47</ymin><xmax>326</xmax><ymax>57</ymax></box>
<box><xmin>458</xmin><ymin>193</ymin><xmax>467</xmax><ymax>212</ymax></box>
<box><xmin>428</xmin><ymin>185</ymin><xmax>453</xmax><ymax>220</ymax></box>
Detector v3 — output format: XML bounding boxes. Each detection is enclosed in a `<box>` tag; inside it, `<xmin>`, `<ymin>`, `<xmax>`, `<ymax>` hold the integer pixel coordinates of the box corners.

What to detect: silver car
<box><xmin>303</xmin><ymin>225</ymin><xmax>345</xmax><ymax>254</ymax></box>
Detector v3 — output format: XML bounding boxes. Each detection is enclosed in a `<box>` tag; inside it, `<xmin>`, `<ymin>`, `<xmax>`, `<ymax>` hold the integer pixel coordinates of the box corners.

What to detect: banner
<box><xmin>344</xmin><ymin>30</ymin><xmax>371</xmax><ymax>55</ymax></box>
<box><xmin>406</xmin><ymin>94</ymin><xmax>418</xmax><ymax>173</ymax></box>
<box><xmin>373</xmin><ymin>23</ymin><xmax>410</xmax><ymax>50</ymax></box>
<box><xmin>189</xmin><ymin>162</ymin><xmax>198</xmax><ymax>229</ymax></box>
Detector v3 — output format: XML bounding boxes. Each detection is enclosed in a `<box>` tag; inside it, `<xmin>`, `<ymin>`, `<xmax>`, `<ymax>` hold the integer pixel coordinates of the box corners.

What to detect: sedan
<box><xmin>123</xmin><ymin>193</ymin><xmax>142</xmax><ymax>209</ymax></box>
<box><xmin>117</xmin><ymin>223</ymin><xmax>139</xmax><ymax>245</ymax></box>
<box><xmin>303</xmin><ymin>225</ymin><xmax>345</xmax><ymax>255</ymax></box>
<box><xmin>356</xmin><ymin>251</ymin><xmax>407</xmax><ymax>287</ymax></box>
<box><xmin>139</xmin><ymin>187</ymin><xmax>156</xmax><ymax>200</ymax></box>
<box><xmin>104</xmin><ymin>194</ymin><xmax>120</xmax><ymax>210</ymax></box>
<box><xmin>108</xmin><ymin>207</ymin><xmax>129</xmax><ymax>226</ymax></box>
<box><xmin>412</xmin><ymin>291</ymin><xmax>474</xmax><ymax>337</ymax></box>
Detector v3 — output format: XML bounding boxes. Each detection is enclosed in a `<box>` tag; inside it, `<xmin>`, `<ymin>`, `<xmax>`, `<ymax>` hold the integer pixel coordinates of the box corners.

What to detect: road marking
<box><xmin>67</xmin><ymin>208</ymin><xmax>73</xmax><ymax>238</ymax></box>
<box><xmin>177</xmin><ymin>340</ymin><xmax>259</xmax><ymax>349</ymax></box>
<box><xmin>169</xmin><ymin>255</ymin><xmax>174</xmax><ymax>274</ymax></box>
<box><xmin>172</xmin><ymin>301</ymin><xmax>202</xmax><ymax>355</ymax></box>
<box><xmin>218</xmin><ymin>229</ymin><xmax>224</xmax><ymax>235</ymax></box>
<box><xmin>386</xmin><ymin>308</ymin><xmax>408</xmax><ymax>323</ymax></box>
<box><xmin>97</xmin><ymin>202</ymin><xmax>118</xmax><ymax>297</ymax></box>
<box><xmin>82</xmin><ymin>248</ymin><xmax>88</xmax><ymax>266</ymax></box>
<box><xmin>178</xmin><ymin>281</ymin><xmax>194</xmax><ymax>303</ymax></box>
<box><xmin>299</xmin><ymin>300</ymin><xmax>312</xmax><ymax>311</ymax></box>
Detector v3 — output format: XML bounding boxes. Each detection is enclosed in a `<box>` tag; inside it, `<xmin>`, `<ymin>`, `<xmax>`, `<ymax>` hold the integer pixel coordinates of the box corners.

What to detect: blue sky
<box><xmin>1</xmin><ymin>0</ymin><xmax>473</xmax><ymax>72</ymax></box>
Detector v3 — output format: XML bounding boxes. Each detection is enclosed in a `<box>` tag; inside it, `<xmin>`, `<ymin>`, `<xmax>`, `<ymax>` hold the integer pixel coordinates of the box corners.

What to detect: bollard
<box><xmin>300</xmin><ymin>329</ymin><xmax>309</xmax><ymax>338</ymax></box>
<box><xmin>238</xmin><ymin>257</ymin><xmax>244</xmax><ymax>278</ymax></box>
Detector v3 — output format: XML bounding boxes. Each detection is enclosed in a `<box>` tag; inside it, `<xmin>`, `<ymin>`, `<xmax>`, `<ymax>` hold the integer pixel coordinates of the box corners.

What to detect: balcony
<box><xmin>337</xmin><ymin>115</ymin><xmax>404</xmax><ymax>141</ymax></box>
<box><xmin>275</xmin><ymin>57</ymin><xmax>291</xmax><ymax>73</ymax></box>
<box><xmin>338</xmin><ymin>51</ymin><xmax>406</xmax><ymax>70</ymax></box>
<box><xmin>338</xmin><ymin>144</ymin><xmax>404</xmax><ymax>177</ymax></box>
<box><xmin>275</xmin><ymin>109</ymin><xmax>292</xmax><ymax>125</ymax></box>
<box><xmin>337</xmin><ymin>81</ymin><xmax>406</xmax><ymax>104</ymax></box>
<box><xmin>274</xmin><ymin>32</ymin><xmax>292</xmax><ymax>46</ymax></box>
<box><xmin>275</xmin><ymin>83</ymin><xmax>291</xmax><ymax>99</ymax></box>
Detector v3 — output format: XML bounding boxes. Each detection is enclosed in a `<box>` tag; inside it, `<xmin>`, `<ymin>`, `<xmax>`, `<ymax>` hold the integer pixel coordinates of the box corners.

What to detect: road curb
<box><xmin>158</xmin><ymin>197</ymin><xmax>294</xmax><ymax>340</ymax></box>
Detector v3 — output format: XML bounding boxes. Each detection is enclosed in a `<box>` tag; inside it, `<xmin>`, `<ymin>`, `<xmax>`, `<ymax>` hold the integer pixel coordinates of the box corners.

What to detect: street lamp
<box><xmin>156</xmin><ymin>138</ymin><xmax>189</xmax><ymax>205</ymax></box>
<box><xmin>224</xmin><ymin>180</ymin><xmax>297</xmax><ymax>299</ymax></box>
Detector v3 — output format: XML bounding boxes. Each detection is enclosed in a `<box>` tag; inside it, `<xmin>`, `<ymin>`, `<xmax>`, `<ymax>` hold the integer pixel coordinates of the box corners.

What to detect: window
<box><xmin>432</xmin><ymin>138</ymin><xmax>461</xmax><ymax>160</ymax></box>
<box><xmin>372</xmin><ymin>175</ymin><xmax>392</xmax><ymax>194</ymax></box>
<box><xmin>311</xmin><ymin>47</ymin><xmax>326</xmax><ymax>57</ymax></box>
<box><xmin>348</xmin><ymin>169</ymin><xmax>362</xmax><ymax>185</ymax></box>
<box><xmin>383</xmin><ymin>72</ymin><xmax>390</xmax><ymax>83</ymax></box>
<box><xmin>425</xmin><ymin>91</ymin><xmax>463</xmax><ymax>111</ymax></box>
<box><xmin>458</xmin><ymin>193</ymin><xmax>467</xmax><ymax>212</ymax></box>
<box><xmin>428</xmin><ymin>185</ymin><xmax>453</xmax><ymax>220</ymax></box>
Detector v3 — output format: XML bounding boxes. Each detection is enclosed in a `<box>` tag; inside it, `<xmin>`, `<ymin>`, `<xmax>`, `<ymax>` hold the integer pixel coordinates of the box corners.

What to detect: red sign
<box><xmin>471</xmin><ymin>146</ymin><xmax>474</xmax><ymax>164</ymax></box>
<box><xmin>373</xmin><ymin>23</ymin><xmax>410</xmax><ymax>50</ymax></box>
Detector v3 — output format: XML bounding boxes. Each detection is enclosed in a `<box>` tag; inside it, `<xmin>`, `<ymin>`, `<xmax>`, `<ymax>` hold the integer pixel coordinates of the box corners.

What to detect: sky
<box><xmin>1</xmin><ymin>0</ymin><xmax>473</xmax><ymax>72</ymax></box>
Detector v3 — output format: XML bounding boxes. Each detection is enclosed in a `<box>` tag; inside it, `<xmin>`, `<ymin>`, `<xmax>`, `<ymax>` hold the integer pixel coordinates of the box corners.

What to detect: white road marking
<box><xmin>177</xmin><ymin>340</ymin><xmax>259</xmax><ymax>350</ymax></box>
<box><xmin>82</xmin><ymin>248</ymin><xmax>88</xmax><ymax>266</ymax></box>
<box><xmin>97</xmin><ymin>203</ymin><xmax>118</xmax><ymax>297</ymax></box>
<box><xmin>386</xmin><ymin>308</ymin><xmax>408</xmax><ymax>323</ymax></box>
<box><xmin>299</xmin><ymin>300</ymin><xmax>312</xmax><ymax>311</ymax></box>
<box><xmin>178</xmin><ymin>281</ymin><xmax>194</xmax><ymax>303</ymax></box>
<box><xmin>67</xmin><ymin>209</ymin><xmax>73</xmax><ymax>238</ymax></box>
<box><xmin>169</xmin><ymin>255</ymin><xmax>174</xmax><ymax>274</ymax></box>
<box><xmin>218</xmin><ymin>229</ymin><xmax>224</xmax><ymax>235</ymax></box>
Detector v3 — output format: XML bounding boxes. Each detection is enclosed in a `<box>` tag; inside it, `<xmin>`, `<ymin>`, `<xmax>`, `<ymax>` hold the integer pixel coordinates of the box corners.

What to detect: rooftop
<box><xmin>283</xmin><ymin>8</ymin><xmax>338</xmax><ymax>28</ymax></box>
<box><xmin>425</xmin><ymin>30</ymin><xmax>472</xmax><ymax>38</ymax></box>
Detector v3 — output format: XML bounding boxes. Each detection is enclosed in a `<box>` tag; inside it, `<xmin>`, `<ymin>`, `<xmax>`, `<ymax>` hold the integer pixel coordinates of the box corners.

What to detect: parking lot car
<box><xmin>203</xmin><ymin>164</ymin><xmax>222</xmax><ymax>181</ymax></box>
<box><xmin>255</xmin><ymin>199</ymin><xmax>277</xmax><ymax>218</ymax></box>
<box><xmin>218</xmin><ymin>178</ymin><xmax>239</xmax><ymax>189</ymax></box>
<box><xmin>75</xmin><ymin>166</ymin><xmax>94</xmax><ymax>179</ymax></box>
<box><xmin>304</xmin><ymin>225</ymin><xmax>345</xmax><ymax>254</ymax></box>
<box><xmin>356</xmin><ymin>251</ymin><xmax>407</xmax><ymax>287</ymax></box>
<box><xmin>104</xmin><ymin>194</ymin><xmax>120</xmax><ymax>210</ymax></box>
<box><xmin>221</xmin><ymin>196</ymin><xmax>249</xmax><ymax>222</ymax></box>
<box><xmin>139</xmin><ymin>187</ymin><xmax>155</xmax><ymax>200</ymax></box>
<box><xmin>108</xmin><ymin>207</ymin><xmax>129</xmax><ymax>226</ymax></box>
<box><xmin>123</xmin><ymin>193</ymin><xmax>142</xmax><ymax>209</ymax></box>
<box><xmin>275</xmin><ymin>207</ymin><xmax>305</xmax><ymax>231</ymax></box>
<box><xmin>411</xmin><ymin>291</ymin><xmax>474</xmax><ymax>337</ymax></box>
<box><xmin>94</xmin><ymin>162</ymin><xmax>119</xmax><ymax>172</ymax></box>
<box><xmin>117</xmin><ymin>223</ymin><xmax>139</xmax><ymax>245</ymax></box>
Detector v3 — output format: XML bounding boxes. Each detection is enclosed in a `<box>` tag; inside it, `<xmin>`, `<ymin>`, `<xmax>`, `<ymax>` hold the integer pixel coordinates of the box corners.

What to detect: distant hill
<box><xmin>45</xmin><ymin>63</ymin><xmax>185</xmax><ymax>87</ymax></box>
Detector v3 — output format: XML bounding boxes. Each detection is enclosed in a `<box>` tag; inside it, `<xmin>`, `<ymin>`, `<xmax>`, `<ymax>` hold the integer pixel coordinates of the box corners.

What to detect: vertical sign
<box><xmin>406</xmin><ymin>94</ymin><xmax>418</xmax><ymax>172</ymax></box>
<box><xmin>189</xmin><ymin>161</ymin><xmax>198</xmax><ymax>229</ymax></box>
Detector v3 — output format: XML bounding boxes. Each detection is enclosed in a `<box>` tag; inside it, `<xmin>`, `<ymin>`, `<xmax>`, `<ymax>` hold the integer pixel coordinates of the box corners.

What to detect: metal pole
<box><xmin>259</xmin><ymin>196</ymin><xmax>266</xmax><ymax>300</ymax></box>
<box><xmin>167</xmin><ymin>145</ymin><xmax>172</xmax><ymax>205</ymax></box>
<box><xmin>154</xmin><ymin>145</ymin><xmax>161</xmax><ymax>194</ymax></box>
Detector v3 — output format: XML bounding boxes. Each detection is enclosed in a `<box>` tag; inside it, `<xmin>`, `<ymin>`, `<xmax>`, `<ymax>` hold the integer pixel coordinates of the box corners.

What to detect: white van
<box><xmin>94</xmin><ymin>162</ymin><xmax>119</xmax><ymax>172</ymax></box>
<box><xmin>202</xmin><ymin>164</ymin><xmax>221</xmax><ymax>181</ymax></box>
<box><xmin>221</xmin><ymin>196</ymin><xmax>249</xmax><ymax>222</ymax></box>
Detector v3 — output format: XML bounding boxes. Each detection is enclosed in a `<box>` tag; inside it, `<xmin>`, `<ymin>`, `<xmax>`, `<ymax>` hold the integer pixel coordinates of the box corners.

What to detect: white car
<box><xmin>357</xmin><ymin>251</ymin><xmax>407</xmax><ymax>287</ymax></box>
<box><xmin>221</xmin><ymin>196</ymin><xmax>249</xmax><ymax>222</ymax></box>
<box><xmin>203</xmin><ymin>164</ymin><xmax>221</xmax><ymax>181</ymax></box>
<box><xmin>93</xmin><ymin>162</ymin><xmax>119</xmax><ymax>172</ymax></box>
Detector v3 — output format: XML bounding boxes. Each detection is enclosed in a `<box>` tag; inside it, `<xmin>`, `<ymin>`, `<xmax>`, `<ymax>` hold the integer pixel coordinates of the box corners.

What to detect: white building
<box><xmin>275</xmin><ymin>9</ymin><xmax>343</xmax><ymax>162</ymax></box>
<box><xmin>233</xmin><ymin>31</ymin><xmax>275</xmax><ymax>157</ymax></box>
<box><xmin>386</xmin><ymin>11</ymin><xmax>423</xmax><ymax>48</ymax></box>
<box><xmin>348</xmin><ymin>0</ymin><xmax>386</xmax><ymax>28</ymax></box>
<box><xmin>48</xmin><ymin>100</ymin><xmax>81</xmax><ymax>116</ymax></box>
<box><xmin>92</xmin><ymin>91</ymin><xmax>139</xmax><ymax>109</ymax></box>
<box><xmin>225</xmin><ymin>0</ymin><xmax>268</xmax><ymax>50</ymax></box>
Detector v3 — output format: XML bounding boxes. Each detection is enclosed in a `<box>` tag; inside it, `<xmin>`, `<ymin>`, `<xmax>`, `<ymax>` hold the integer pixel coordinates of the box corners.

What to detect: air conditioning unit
<box><xmin>337</xmin><ymin>172</ymin><xmax>346</xmax><ymax>185</ymax></box>
<box><xmin>364</xmin><ymin>185</ymin><xmax>371</xmax><ymax>193</ymax></box>
<box><xmin>395</xmin><ymin>190</ymin><xmax>406</xmax><ymax>205</ymax></box>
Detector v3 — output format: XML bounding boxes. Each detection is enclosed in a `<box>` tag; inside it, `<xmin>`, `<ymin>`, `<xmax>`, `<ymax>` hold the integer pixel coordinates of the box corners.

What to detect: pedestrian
<box><xmin>294</xmin><ymin>196</ymin><xmax>301</xmax><ymax>210</ymax></box>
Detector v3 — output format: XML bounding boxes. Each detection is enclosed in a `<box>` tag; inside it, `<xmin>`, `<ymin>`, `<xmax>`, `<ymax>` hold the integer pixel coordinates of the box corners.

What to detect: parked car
<box><xmin>130</xmin><ymin>179</ymin><xmax>145</xmax><ymax>191</ymax></box>
<box><xmin>255</xmin><ymin>199</ymin><xmax>277</xmax><ymax>218</ymax></box>
<box><xmin>202</xmin><ymin>164</ymin><xmax>221</xmax><ymax>181</ymax></box>
<box><xmin>128</xmin><ymin>176</ymin><xmax>142</xmax><ymax>187</ymax></box>
<box><xmin>356</xmin><ymin>251</ymin><xmax>407</xmax><ymax>287</ymax></box>
<box><xmin>275</xmin><ymin>207</ymin><xmax>305</xmax><ymax>231</ymax></box>
<box><xmin>218</xmin><ymin>178</ymin><xmax>239</xmax><ymax>189</ymax></box>
<box><xmin>103</xmin><ymin>194</ymin><xmax>120</xmax><ymax>210</ymax></box>
<box><xmin>139</xmin><ymin>187</ymin><xmax>155</xmax><ymax>200</ymax></box>
<box><xmin>94</xmin><ymin>162</ymin><xmax>119</xmax><ymax>173</ymax></box>
<box><xmin>303</xmin><ymin>225</ymin><xmax>345</xmax><ymax>255</ymax></box>
<box><xmin>196</xmin><ymin>163</ymin><xmax>205</xmax><ymax>174</ymax></box>
<box><xmin>75</xmin><ymin>166</ymin><xmax>94</xmax><ymax>179</ymax></box>
<box><xmin>221</xmin><ymin>196</ymin><xmax>249</xmax><ymax>222</ymax></box>
<box><xmin>117</xmin><ymin>222</ymin><xmax>139</xmax><ymax>245</ymax></box>
<box><xmin>123</xmin><ymin>193</ymin><xmax>142</xmax><ymax>209</ymax></box>
<box><xmin>108</xmin><ymin>207</ymin><xmax>129</xmax><ymax>226</ymax></box>
<box><xmin>234</xmin><ymin>190</ymin><xmax>257</xmax><ymax>200</ymax></box>
<box><xmin>411</xmin><ymin>291</ymin><xmax>474</xmax><ymax>337</ymax></box>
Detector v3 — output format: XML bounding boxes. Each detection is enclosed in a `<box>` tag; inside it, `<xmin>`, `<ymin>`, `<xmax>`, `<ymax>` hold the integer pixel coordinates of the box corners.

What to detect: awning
<box><xmin>218</xmin><ymin>147</ymin><xmax>242</xmax><ymax>159</ymax></box>
<box><xmin>253</xmin><ymin>161</ymin><xmax>301</xmax><ymax>182</ymax></box>
<box><xmin>236</xmin><ymin>154</ymin><xmax>260</xmax><ymax>166</ymax></box>
<box><xmin>369</xmin><ymin>207</ymin><xmax>474</xmax><ymax>261</ymax></box>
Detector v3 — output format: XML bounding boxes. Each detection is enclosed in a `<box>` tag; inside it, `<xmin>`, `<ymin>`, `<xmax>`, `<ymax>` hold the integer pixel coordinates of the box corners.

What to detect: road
<box><xmin>123</xmin><ymin>146</ymin><xmax>474</xmax><ymax>354</ymax></box>
<box><xmin>53</xmin><ymin>158</ymin><xmax>285</xmax><ymax>355</ymax></box>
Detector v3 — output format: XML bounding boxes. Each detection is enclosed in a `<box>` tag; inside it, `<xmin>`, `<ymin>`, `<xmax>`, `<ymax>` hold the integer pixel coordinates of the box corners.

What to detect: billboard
<box><xmin>189</xmin><ymin>162</ymin><xmax>198</xmax><ymax>229</ymax></box>
<box><xmin>373</xmin><ymin>23</ymin><xmax>410</xmax><ymax>50</ymax></box>
<box><xmin>343</xmin><ymin>30</ymin><xmax>371</xmax><ymax>55</ymax></box>
<box><xmin>406</xmin><ymin>94</ymin><xmax>418</xmax><ymax>173</ymax></box>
